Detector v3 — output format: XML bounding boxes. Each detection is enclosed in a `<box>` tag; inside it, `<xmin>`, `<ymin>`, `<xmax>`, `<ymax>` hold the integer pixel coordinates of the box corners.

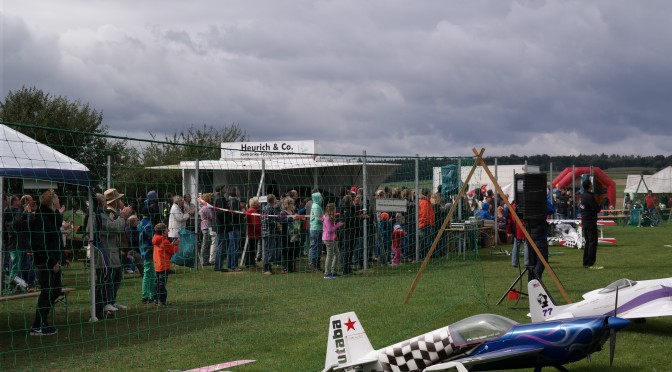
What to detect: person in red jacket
<box><xmin>418</xmin><ymin>189</ymin><xmax>435</xmax><ymax>259</ymax></box>
<box><xmin>391</xmin><ymin>224</ymin><xmax>406</xmax><ymax>265</ymax></box>
<box><xmin>245</xmin><ymin>197</ymin><xmax>262</xmax><ymax>269</ymax></box>
<box><xmin>152</xmin><ymin>223</ymin><xmax>179</xmax><ymax>306</ymax></box>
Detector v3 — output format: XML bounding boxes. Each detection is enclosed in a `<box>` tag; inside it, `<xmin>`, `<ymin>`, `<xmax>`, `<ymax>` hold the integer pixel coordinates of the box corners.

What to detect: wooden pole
<box><xmin>404</xmin><ymin>149</ymin><xmax>484</xmax><ymax>304</ymax></box>
<box><xmin>471</xmin><ymin>147</ymin><xmax>571</xmax><ymax>304</ymax></box>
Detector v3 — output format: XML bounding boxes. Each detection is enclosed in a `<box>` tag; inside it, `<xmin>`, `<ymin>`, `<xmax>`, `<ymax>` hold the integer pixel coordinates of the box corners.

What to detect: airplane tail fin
<box><xmin>324</xmin><ymin>311</ymin><xmax>376</xmax><ymax>372</ymax></box>
<box><xmin>528</xmin><ymin>279</ymin><xmax>568</xmax><ymax>322</ymax></box>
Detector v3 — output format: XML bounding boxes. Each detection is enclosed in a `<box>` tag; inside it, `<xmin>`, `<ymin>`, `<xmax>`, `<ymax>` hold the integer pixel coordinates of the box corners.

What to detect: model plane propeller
<box><xmin>323</xmin><ymin>311</ymin><xmax>628</xmax><ymax>372</ymax></box>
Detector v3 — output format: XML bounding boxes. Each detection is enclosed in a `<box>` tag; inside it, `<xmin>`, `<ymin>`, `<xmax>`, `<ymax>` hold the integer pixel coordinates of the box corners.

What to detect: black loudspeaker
<box><xmin>514</xmin><ymin>173</ymin><xmax>547</xmax><ymax>222</ymax></box>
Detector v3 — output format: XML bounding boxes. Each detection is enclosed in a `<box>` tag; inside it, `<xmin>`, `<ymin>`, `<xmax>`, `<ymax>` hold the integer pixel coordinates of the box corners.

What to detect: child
<box><xmin>152</xmin><ymin>223</ymin><xmax>179</xmax><ymax>306</ymax></box>
<box><xmin>378</xmin><ymin>212</ymin><xmax>392</xmax><ymax>264</ymax></box>
<box><xmin>138</xmin><ymin>211</ymin><xmax>156</xmax><ymax>304</ymax></box>
<box><xmin>391</xmin><ymin>223</ymin><xmax>405</xmax><ymax>265</ymax></box>
<box><xmin>322</xmin><ymin>203</ymin><xmax>343</xmax><ymax>279</ymax></box>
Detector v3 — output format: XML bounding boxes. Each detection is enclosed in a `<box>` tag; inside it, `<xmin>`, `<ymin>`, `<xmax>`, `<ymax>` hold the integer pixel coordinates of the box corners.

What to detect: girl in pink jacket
<box><xmin>322</xmin><ymin>203</ymin><xmax>343</xmax><ymax>278</ymax></box>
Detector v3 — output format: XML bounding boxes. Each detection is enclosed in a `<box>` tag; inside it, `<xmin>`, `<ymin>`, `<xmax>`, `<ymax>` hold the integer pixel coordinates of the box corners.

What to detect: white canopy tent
<box><xmin>0</xmin><ymin>124</ymin><xmax>90</xmax><ymax>185</ymax></box>
<box><xmin>432</xmin><ymin>164</ymin><xmax>541</xmax><ymax>201</ymax></box>
<box><xmin>624</xmin><ymin>166</ymin><xmax>672</xmax><ymax>196</ymax></box>
<box><xmin>148</xmin><ymin>158</ymin><xmax>400</xmax><ymax>200</ymax></box>
<box><xmin>0</xmin><ymin>124</ymin><xmax>94</xmax><ymax>318</ymax></box>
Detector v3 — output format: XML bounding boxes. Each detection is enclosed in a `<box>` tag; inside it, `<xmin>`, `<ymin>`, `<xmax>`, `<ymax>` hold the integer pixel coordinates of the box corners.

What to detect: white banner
<box><xmin>375</xmin><ymin>198</ymin><xmax>408</xmax><ymax>213</ymax></box>
<box><xmin>221</xmin><ymin>140</ymin><xmax>316</xmax><ymax>160</ymax></box>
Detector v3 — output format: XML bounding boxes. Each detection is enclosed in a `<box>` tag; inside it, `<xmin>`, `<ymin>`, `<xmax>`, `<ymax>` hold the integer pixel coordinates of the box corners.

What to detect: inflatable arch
<box><xmin>552</xmin><ymin>167</ymin><xmax>616</xmax><ymax>208</ymax></box>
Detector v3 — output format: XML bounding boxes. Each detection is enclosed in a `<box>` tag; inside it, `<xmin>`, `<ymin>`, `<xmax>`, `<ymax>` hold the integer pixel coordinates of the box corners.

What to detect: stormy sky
<box><xmin>3</xmin><ymin>0</ymin><xmax>671</xmax><ymax>157</ymax></box>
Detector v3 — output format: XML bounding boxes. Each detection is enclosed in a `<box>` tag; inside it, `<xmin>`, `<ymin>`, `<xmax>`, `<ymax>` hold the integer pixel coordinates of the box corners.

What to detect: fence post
<box><xmin>458</xmin><ymin>158</ymin><xmax>462</xmax><ymax>221</ymax></box>
<box><xmin>415</xmin><ymin>154</ymin><xmax>419</xmax><ymax>261</ymax></box>
<box><xmin>494</xmin><ymin>158</ymin><xmax>498</xmax><ymax>248</ymax></box>
<box><xmin>194</xmin><ymin>159</ymin><xmax>200</xmax><ymax>270</ymax></box>
<box><xmin>572</xmin><ymin>165</ymin><xmax>576</xmax><ymax>218</ymax></box>
<box><xmin>87</xmin><ymin>192</ymin><xmax>97</xmax><ymax>321</ymax></box>
<box><xmin>362</xmin><ymin>151</ymin><xmax>368</xmax><ymax>270</ymax></box>
<box><xmin>106</xmin><ymin>155</ymin><xmax>111</xmax><ymax>189</ymax></box>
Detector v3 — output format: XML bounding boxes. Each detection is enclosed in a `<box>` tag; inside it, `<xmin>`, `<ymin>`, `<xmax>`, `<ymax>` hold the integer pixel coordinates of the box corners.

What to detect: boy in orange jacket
<box><xmin>152</xmin><ymin>223</ymin><xmax>179</xmax><ymax>306</ymax></box>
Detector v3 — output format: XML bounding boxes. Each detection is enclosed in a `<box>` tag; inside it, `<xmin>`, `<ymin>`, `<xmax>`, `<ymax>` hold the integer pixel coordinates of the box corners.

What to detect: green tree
<box><xmin>142</xmin><ymin>124</ymin><xmax>248</xmax><ymax>167</ymax></box>
<box><xmin>0</xmin><ymin>86</ymin><xmax>126</xmax><ymax>184</ymax></box>
<box><xmin>125</xmin><ymin>124</ymin><xmax>248</xmax><ymax>200</ymax></box>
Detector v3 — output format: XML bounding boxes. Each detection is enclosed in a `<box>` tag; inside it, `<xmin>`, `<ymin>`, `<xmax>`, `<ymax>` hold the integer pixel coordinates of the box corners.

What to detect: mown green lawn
<box><xmin>2</xmin><ymin>222</ymin><xmax>671</xmax><ymax>371</ymax></box>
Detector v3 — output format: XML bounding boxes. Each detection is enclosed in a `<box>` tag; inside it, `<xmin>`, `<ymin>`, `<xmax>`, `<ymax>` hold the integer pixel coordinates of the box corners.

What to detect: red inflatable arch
<box><xmin>552</xmin><ymin>167</ymin><xmax>616</xmax><ymax>208</ymax></box>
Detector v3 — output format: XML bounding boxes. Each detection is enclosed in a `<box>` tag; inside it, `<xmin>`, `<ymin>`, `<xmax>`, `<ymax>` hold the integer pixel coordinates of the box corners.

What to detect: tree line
<box><xmin>0</xmin><ymin>86</ymin><xmax>247</xmax><ymax>199</ymax></box>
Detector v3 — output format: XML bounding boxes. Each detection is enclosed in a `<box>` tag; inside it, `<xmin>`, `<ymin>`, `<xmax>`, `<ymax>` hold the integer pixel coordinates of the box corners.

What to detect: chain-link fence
<box><xmin>1</xmin><ymin>122</ymin><xmax>501</xmax><ymax>371</ymax></box>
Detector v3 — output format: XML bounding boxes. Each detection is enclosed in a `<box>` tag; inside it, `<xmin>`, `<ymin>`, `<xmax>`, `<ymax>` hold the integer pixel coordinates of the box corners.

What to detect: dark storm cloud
<box><xmin>2</xmin><ymin>0</ymin><xmax>671</xmax><ymax>156</ymax></box>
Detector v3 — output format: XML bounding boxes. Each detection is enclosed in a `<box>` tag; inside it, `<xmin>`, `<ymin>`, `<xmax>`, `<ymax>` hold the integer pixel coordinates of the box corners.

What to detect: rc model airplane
<box><xmin>323</xmin><ymin>311</ymin><xmax>628</xmax><ymax>372</ymax></box>
<box><xmin>529</xmin><ymin>277</ymin><xmax>672</xmax><ymax>322</ymax></box>
<box><xmin>547</xmin><ymin>219</ymin><xmax>617</xmax><ymax>248</ymax></box>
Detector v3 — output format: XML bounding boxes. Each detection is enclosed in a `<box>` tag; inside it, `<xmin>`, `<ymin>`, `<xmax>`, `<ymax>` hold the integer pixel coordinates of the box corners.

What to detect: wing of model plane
<box><xmin>618</xmin><ymin>301</ymin><xmax>672</xmax><ymax>319</ymax></box>
<box><xmin>424</xmin><ymin>346</ymin><xmax>545</xmax><ymax>371</ymax></box>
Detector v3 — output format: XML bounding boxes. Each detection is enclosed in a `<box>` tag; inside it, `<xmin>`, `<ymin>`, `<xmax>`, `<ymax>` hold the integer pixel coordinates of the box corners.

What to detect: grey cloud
<box><xmin>2</xmin><ymin>0</ymin><xmax>672</xmax><ymax>157</ymax></box>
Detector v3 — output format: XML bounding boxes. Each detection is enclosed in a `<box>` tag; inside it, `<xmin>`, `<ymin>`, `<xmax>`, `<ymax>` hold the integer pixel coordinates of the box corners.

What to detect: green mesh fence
<box><xmin>0</xmin><ymin>122</ymin><xmax>498</xmax><ymax>371</ymax></box>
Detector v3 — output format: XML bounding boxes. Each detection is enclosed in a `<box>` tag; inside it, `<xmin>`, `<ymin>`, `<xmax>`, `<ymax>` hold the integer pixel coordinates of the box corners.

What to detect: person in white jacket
<box><xmin>168</xmin><ymin>196</ymin><xmax>191</xmax><ymax>240</ymax></box>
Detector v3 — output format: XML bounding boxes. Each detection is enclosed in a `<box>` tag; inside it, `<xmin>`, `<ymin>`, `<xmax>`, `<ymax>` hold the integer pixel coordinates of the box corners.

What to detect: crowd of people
<box><xmin>7</xmin><ymin>177</ymin><xmax>649</xmax><ymax>334</ymax></box>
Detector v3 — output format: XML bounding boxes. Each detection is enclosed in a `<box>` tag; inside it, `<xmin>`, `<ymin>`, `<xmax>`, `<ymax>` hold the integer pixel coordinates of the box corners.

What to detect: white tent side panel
<box><xmin>624</xmin><ymin>167</ymin><xmax>672</xmax><ymax>195</ymax></box>
<box><xmin>432</xmin><ymin>164</ymin><xmax>541</xmax><ymax>194</ymax></box>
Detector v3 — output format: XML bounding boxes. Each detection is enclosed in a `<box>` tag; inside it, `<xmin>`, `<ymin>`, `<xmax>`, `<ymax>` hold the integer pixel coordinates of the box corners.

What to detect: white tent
<box><xmin>432</xmin><ymin>164</ymin><xmax>541</xmax><ymax>200</ymax></box>
<box><xmin>0</xmin><ymin>124</ymin><xmax>92</xmax><ymax>315</ymax></box>
<box><xmin>148</xmin><ymin>158</ymin><xmax>400</xmax><ymax>200</ymax></box>
<box><xmin>624</xmin><ymin>166</ymin><xmax>672</xmax><ymax>195</ymax></box>
<box><xmin>0</xmin><ymin>124</ymin><xmax>90</xmax><ymax>185</ymax></box>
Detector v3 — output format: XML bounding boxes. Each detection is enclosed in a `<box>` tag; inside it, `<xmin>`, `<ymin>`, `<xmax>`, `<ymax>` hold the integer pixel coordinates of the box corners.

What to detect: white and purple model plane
<box><xmin>529</xmin><ymin>277</ymin><xmax>672</xmax><ymax>322</ymax></box>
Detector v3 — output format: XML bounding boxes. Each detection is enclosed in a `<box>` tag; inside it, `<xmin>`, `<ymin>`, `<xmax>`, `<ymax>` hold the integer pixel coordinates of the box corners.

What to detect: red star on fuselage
<box><xmin>345</xmin><ymin>318</ymin><xmax>357</xmax><ymax>331</ymax></box>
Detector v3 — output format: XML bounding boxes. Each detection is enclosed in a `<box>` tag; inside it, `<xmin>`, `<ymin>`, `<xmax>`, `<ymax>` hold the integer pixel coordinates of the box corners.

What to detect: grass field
<box><xmin>3</xmin><ymin>166</ymin><xmax>672</xmax><ymax>371</ymax></box>
<box><xmin>2</xmin><ymin>221</ymin><xmax>672</xmax><ymax>371</ymax></box>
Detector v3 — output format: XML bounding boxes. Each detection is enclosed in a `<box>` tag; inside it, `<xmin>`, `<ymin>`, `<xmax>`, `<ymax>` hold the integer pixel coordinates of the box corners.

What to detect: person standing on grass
<box><xmin>152</xmin><ymin>223</ymin><xmax>179</xmax><ymax>306</ymax></box>
<box><xmin>418</xmin><ymin>188</ymin><xmax>435</xmax><ymax>259</ymax></box>
<box><xmin>29</xmin><ymin>189</ymin><xmax>68</xmax><ymax>336</ymax></box>
<box><xmin>138</xmin><ymin>207</ymin><xmax>155</xmax><ymax>305</ymax></box>
<box><xmin>102</xmin><ymin>189</ymin><xmax>133</xmax><ymax>312</ymax></box>
<box><xmin>391</xmin><ymin>223</ymin><xmax>405</xmax><ymax>265</ymax></box>
<box><xmin>212</xmin><ymin>186</ymin><xmax>229</xmax><ymax>271</ymax></box>
<box><xmin>322</xmin><ymin>203</ymin><xmax>344</xmax><ymax>279</ymax></box>
<box><xmin>261</xmin><ymin>194</ymin><xmax>280</xmax><ymax>275</ymax></box>
<box><xmin>278</xmin><ymin>196</ymin><xmax>301</xmax><ymax>273</ymax></box>
<box><xmin>309</xmin><ymin>189</ymin><xmax>324</xmax><ymax>271</ymax></box>
<box><xmin>198</xmin><ymin>193</ymin><xmax>216</xmax><ymax>267</ymax></box>
<box><xmin>378</xmin><ymin>212</ymin><xmax>392</xmax><ymax>265</ymax></box>
<box><xmin>226</xmin><ymin>187</ymin><xmax>243</xmax><ymax>272</ymax></box>
<box><xmin>580</xmin><ymin>179</ymin><xmax>602</xmax><ymax>270</ymax></box>
<box><xmin>245</xmin><ymin>197</ymin><xmax>262</xmax><ymax>270</ymax></box>
<box><xmin>168</xmin><ymin>196</ymin><xmax>190</xmax><ymax>242</ymax></box>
